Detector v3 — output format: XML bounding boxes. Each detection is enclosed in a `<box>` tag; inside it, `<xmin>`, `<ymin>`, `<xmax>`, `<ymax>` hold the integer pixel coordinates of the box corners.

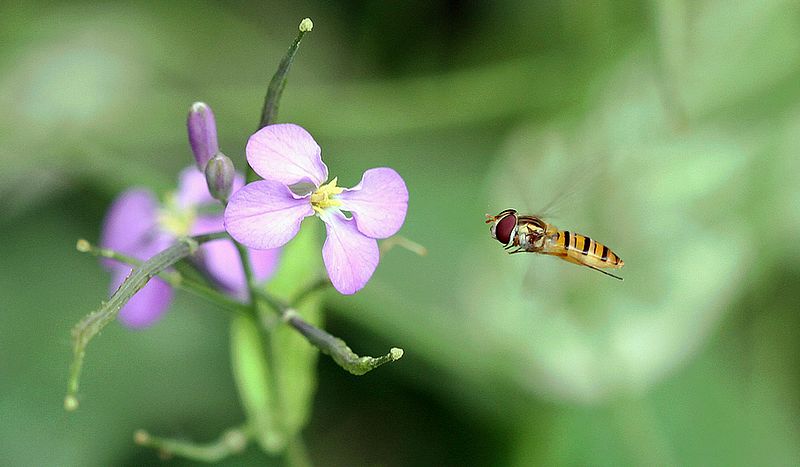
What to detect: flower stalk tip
<box><xmin>76</xmin><ymin>239</ymin><xmax>91</xmax><ymax>253</ymax></box>
<box><xmin>134</xmin><ymin>429</ymin><xmax>151</xmax><ymax>445</ymax></box>
<box><xmin>299</xmin><ymin>18</ymin><xmax>313</xmax><ymax>32</ymax></box>
<box><xmin>222</xmin><ymin>429</ymin><xmax>248</xmax><ymax>452</ymax></box>
<box><xmin>63</xmin><ymin>394</ymin><xmax>79</xmax><ymax>411</ymax></box>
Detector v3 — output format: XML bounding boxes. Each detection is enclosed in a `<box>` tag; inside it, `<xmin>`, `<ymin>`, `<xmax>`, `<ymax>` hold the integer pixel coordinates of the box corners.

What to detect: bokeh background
<box><xmin>2</xmin><ymin>0</ymin><xmax>800</xmax><ymax>465</ymax></box>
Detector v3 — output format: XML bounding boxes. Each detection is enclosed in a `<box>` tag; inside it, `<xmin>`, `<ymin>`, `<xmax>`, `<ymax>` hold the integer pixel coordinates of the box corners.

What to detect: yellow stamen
<box><xmin>310</xmin><ymin>177</ymin><xmax>344</xmax><ymax>213</ymax></box>
<box><xmin>157</xmin><ymin>192</ymin><xmax>197</xmax><ymax>237</ymax></box>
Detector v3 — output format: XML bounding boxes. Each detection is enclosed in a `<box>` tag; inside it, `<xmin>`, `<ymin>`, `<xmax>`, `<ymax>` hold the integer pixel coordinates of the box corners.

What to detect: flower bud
<box><xmin>187</xmin><ymin>102</ymin><xmax>219</xmax><ymax>170</ymax></box>
<box><xmin>205</xmin><ymin>152</ymin><xmax>235</xmax><ymax>202</ymax></box>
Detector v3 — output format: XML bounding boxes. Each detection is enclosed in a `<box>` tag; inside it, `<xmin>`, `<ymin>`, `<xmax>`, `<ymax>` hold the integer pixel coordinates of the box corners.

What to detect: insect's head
<box><xmin>485</xmin><ymin>209</ymin><xmax>518</xmax><ymax>246</ymax></box>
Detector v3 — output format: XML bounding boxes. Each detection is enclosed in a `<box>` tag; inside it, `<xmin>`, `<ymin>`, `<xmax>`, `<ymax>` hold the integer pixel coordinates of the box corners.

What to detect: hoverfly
<box><xmin>486</xmin><ymin>209</ymin><xmax>624</xmax><ymax>280</ymax></box>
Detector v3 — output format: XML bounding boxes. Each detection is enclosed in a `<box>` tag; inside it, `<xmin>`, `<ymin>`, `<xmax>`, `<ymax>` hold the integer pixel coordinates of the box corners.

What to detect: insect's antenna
<box><xmin>586</xmin><ymin>264</ymin><xmax>624</xmax><ymax>281</ymax></box>
<box><xmin>485</xmin><ymin>214</ymin><xmax>495</xmax><ymax>224</ymax></box>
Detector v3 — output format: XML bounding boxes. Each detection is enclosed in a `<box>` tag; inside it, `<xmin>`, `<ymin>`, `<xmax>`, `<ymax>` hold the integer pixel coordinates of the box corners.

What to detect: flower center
<box><xmin>157</xmin><ymin>193</ymin><xmax>196</xmax><ymax>237</ymax></box>
<box><xmin>310</xmin><ymin>177</ymin><xmax>344</xmax><ymax>214</ymax></box>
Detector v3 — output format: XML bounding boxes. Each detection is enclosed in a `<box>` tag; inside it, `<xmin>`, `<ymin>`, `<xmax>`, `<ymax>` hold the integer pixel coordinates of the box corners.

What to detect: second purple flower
<box><xmin>224</xmin><ymin>124</ymin><xmax>408</xmax><ymax>294</ymax></box>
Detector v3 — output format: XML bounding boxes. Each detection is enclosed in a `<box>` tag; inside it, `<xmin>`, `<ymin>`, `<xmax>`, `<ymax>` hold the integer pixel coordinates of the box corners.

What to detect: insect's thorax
<box><xmin>515</xmin><ymin>217</ymin><xmax>553</xmax><ymax>252</ymax></box>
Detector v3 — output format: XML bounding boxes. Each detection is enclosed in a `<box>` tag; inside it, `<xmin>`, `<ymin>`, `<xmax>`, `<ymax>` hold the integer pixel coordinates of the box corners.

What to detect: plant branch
<box><xmin>233</xmin><ymin>240</ymin><xmax>258</xmax><ymax>304</ymax></box>
<box><xmin>248</xmin><ymin>18</ymin><xmax>313</xmax><ymax>183</ymax></box>
<box><xmin>134</xmin><ymin>426</ymin><xmax>250</xmax><ymax>463</ymax></box>
<box><xmin>75</xmin><ymin>239</ymin><xmax>250</xmax><ymax>316</ymax></box>
<box><xmin>286</xmin><ymin>309</ymin><xmax>403</xmax><ymax>376</ymax></box>
<box><xmin>255</xmin><ymin>288</ymin><xmax>404</xmax><ymax>376</ymax></box>
<box><xmin>64</xmin><ymin>231</ymin><xmax>228</xmax><ymax>411</ymax></box>
<box><xmin>259</xmin><ymin>18</ymin><xmax>313</xmax><ymax>129</ymax></box>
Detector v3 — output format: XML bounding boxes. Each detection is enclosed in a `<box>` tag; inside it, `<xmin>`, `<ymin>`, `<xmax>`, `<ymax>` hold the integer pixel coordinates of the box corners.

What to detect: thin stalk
<box><xmin>65</xmin><ymin>231</ymin><xmax>228</xmax><ymax>411</ymax></box>
<box><xmin>248</xmin><ymin>18</ymin><xmax>313</xmax><ymax>183</ymax></box>
<box><xmin>221</xmin><ymin>201</ymin><xmax>288</xmax><ymax>453</ymax></box>
<box><xmin>133</xmin><ymin>426</ymin><xmax>251</xmax><ymax>463</ymax></box>
<box><xmin>285</xmin><ymin>436</ymin><xmax>313</xmax><ymax>467</ymax></box>
<box><xmin>233</xmin><ymin>241</ymin><xmax>258</xmax><ymax>305</ymax></box>
<box><xmin>259</xmin><ymin>18</ymin><xmax>313</xmax><ymax>129</ymax></box>
<box><xmin>255</xmin><ymin>288</ymin><xmax>404</xmax><ymax>376</ymax></box>
<box><xmin>76</xmin><ymin>239</ymin><xmax>249</xmax><ymax>316</ymax></box>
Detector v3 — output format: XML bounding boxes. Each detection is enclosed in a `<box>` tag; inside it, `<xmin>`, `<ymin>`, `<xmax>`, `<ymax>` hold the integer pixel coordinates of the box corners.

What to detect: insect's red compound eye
<box><xmin>494</xmin><ymin>213</ymin><xmax>516</xmax><ymax>245</ymax></box>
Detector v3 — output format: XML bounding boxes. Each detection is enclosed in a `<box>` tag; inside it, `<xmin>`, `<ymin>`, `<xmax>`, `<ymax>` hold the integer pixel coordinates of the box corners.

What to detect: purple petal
<box><xmin>246</xmin><ymin>124</ymin><xmax>328</xmax><ymax>186</ymax></box>
<box><xmin>111</xmin><ymin>269</ymin><xmax>174</xmax><ymax>328</ymax></box>
<box><xmin>100</xmin><ymin>189</ymin><xmax>160</xmax><ymax>268</ymax></box>
<box><xmin>191</xmin><ymin>214</ymin><xmax>224</xmax><ymax>236</ymax></box>
<box><xmin>224</xmin><ymin>180</ymin><xmax>314</xmax><ymax>249</ymax></box>
<box><xmin>320</xmin><ymin>210</ymin><xmax>380</xmax><ymax>295</ymax></box>
<box><xmin>177</xmin><ymin>166</ymin><xmax>247</xmax><ymax>210</ymax></box>
<box><xmin>250</xmin><ymin>247</ymin><xmax>282</xmax><ymax>284</ymax></box>
<box><xmin>191</xmin><ymin>215</ymin><xmax>230</xmax><ymax>287</ymax></box>
<box><xmin>199</xmin><ymin>236</ymin><xmax>281</xmax><ymax>298</ymax></box>
<box><xmin>176</xmin><ymin>166</ymin><xmax>215</xmax><ymax>209</ymax></box>
<box><xmin>187</xmin><ymin>102</ymin><xmax>219</xmax><ymax>170</ymax></box>
<box><xmin>338</xmin><ymin>168</ymin><xmax>408</xmax><ymax>239</ymax></box>
<box><xmin>190</xmin><ymin>215</ymin><xmax>280</xmax><ymax>298</ymax></box>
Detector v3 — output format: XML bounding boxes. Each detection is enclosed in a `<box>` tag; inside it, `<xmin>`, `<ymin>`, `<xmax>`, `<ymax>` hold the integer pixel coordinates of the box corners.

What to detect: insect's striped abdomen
<box><xmin>555</xmin><ymin>230</ymin><xmax>623</xmax><ymax>269</ymax></box>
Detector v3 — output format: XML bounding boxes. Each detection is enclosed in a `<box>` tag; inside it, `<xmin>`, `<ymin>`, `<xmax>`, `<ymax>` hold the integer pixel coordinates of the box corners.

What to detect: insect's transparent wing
<box><xmin>493</xmin><ymin>124</ymin><xmax>610</xmax><ymax>222</ymax></box>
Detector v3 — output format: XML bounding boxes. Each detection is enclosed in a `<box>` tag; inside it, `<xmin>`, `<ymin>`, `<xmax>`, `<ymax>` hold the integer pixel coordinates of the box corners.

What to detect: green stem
<box><xmin>287</xmin><ymin>309</ymin><xmax>403</xmax><ymax>376</ymax></box>
<box><xmin>651</xmin><ymin>0</ymin><xmax>688</xmax><ymax>129</ymax></box>
<box><xmin>292</xmin><ymin>277</ymin><xmax>331</xmax><ymax>305</ymax></box>
<box><xmin>235</xmin><ymin>18</ymin><xmax>314</xmax><ymax>447</ymax></box>
<box><xmin>248</xmin><ymin>18</ymin><xmax>313</xmax><ymax>183</ymax></box>
<box><xmin>259</xmin><ymin>19</ymin><xmax>313</xmax><ymax>129</ymax></box>
<box><xmin>65</xmin><ymin>232</ymin><xmax>228</xmax><ymax>411</ymax></box>
<box><xmin>133</xmin><ymin>426</ymin><xmax>251</xmax><ymax>463</ymax></box>
<box><xmin>76</xmin><ymin>240</ymin><xmax>250</xmax><ymax>316</ymax></box>
<box><xmin>261</xmin><ymin>315</ymin><xmax>286</xmax><ymax>441</ymax></box>
<box><xmin>255</xmin><ymin>288</ymin><xmax>404</xmax><ymax>376</ymax></box>
<box><xmin>223</xmin><ymin>207</ymin><xmax>288</xmax><ymax>452</ymax></box>
<box><xmin>230</xmin><ymin>313</ymin><xmax>287</xmax><ymax>452</ymax></box>
<box><xmin>285</xmin><ymin>436</ymin><xmax>313</xmax><ymax>467</ymax></box>
<box><xmin>233</xmin><ymin>240</ymin><xmax>258</xmax><ymax>304</ymax></box>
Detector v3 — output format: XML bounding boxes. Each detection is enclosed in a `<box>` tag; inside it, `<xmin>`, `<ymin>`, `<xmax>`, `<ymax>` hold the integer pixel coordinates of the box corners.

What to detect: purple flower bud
<box><xmin>187</xmin><ymin>102</ymin><xmax>219</xmax><ymax>170</ymax></box>
<box><xmin>205</xmin><ymin>152</ymin><xmax>235</xmax><ymax>202</ymax></box>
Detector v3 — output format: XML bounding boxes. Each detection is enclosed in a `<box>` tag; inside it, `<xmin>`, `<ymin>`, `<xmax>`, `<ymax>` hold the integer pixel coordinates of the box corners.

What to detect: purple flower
<box><xmin>224</xmin><ymin>124</ymin><xmax>408</xmax><ymax>294</ymax></box>
<box><xmin>101</xmin><ymin>168</ymin><xmax>281</xmax><ymax>328</ymax></box>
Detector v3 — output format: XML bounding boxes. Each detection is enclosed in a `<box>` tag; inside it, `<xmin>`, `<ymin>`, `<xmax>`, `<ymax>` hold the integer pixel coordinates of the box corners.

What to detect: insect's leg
<box><xmin>586</xmin><ymin>264</ymin><xmax>624</xmax><ymax>280</ymax></box>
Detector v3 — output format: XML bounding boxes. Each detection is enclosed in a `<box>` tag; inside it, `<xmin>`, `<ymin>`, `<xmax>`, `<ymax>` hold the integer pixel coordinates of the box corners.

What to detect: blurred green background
<box><xmin>2</xmin><ymin>0</ymin><xmax>800</xmax><ymax>465</ymax></box>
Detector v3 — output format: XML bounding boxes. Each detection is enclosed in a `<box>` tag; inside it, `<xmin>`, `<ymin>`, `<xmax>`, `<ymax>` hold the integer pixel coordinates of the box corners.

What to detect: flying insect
<box><xmin>486</xmin><ymin>209</ymin><xmax>624</xmax><ymax>280</ymax></box>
